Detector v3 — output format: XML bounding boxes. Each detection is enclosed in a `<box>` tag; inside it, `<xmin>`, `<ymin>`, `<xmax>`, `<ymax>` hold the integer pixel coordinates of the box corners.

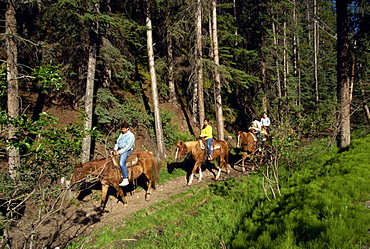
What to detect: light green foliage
<box><xmin>67</xmin><ymin>133</ymin><xmax>370</xmax><ymax>248</ymax></box>
<box><xmin>0</xmin><ymin>112</ymin><xmax>84</xmax><ymax>196</ymax></box>
<box><xmin>231</xmin><ymin>134</ymin><xmax>370</xmax><ymax>248</ymax></box>
<box><xmin>31</xmin><ymin>64</ymin><xmax>64</xmax><ymax>91</ymax></box>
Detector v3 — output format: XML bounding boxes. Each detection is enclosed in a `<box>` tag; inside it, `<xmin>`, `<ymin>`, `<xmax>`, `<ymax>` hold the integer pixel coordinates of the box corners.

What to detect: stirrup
<box><xmin>208</xmin><ymin>155</ymin><xmax>213</xmax><ymax>160</ymax></box>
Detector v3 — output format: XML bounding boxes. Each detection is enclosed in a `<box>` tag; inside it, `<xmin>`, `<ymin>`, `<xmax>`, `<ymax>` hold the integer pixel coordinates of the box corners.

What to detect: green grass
<box><xmin>67</xmin><ymin>133</ymin><xmax>370</xmax><ymax>249</ymax></box>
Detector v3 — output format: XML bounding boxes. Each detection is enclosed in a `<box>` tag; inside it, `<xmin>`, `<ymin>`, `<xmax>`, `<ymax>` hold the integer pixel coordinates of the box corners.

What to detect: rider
<box><xmin>110</xmin><ymin>122</ymin><xmax>135</xmax><ymax>187</ymax></box>
<box><xmin>249</xmin><ymin>119</ymin><xmax>263</xmax><ymax>149</ymax></box>
<box><xmin>260</xmin><ymin>112</ymin><xmax>271</xmax><ymax>133</ymax></box>
<box><xmin>199</xmin><ymin>118</ymin><xmax>213</xmax><ymax>160</ymax></box>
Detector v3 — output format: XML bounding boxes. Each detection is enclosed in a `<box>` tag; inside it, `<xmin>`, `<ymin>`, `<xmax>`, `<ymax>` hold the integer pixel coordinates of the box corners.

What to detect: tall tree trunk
<box><xmin>211</xmin><ymin>0</ymin><xmax>224</xmax><ymax>140</ymax></box>
<box><xmin>167</xmin><ymin>29</ymin><xmax>178</xmax><ymax>105</ymax></box>
<box><xmin>147</xmin><ymin>9</ymin><xmax>166</xmax><ymax>158</ymax></box>
<box><xmin>314</xmin><ymin>0</ymin><xmax>319</xmax><ymax>103</ymax></box>
<box><xmin>359</xmin><ymin>80</ymin><xmax>370</xmax><ymax>125</ymax></box>
<box><xmin>336</xmin><ymin>0</ymin><xmax>351</xmax><ymax>148</ymax></box>
<box><xmin>81</xmin><ymin>45</ymin><xmax>96</xmax><ymax>163</ymax></box>
<box><xmin>283</xmin><ymin>20</ymin><xmax>287</xmax><ymax>98</ymax></box>
<box><xmin>6</xmin><ymin>1</ymin><xmax>20</xmax><ymax>179</ymax></box>
<box><xmin>196</xmin><ymin>0</ymin><xmax>204</xmax><ymax>128</ymax></box>
<box><xmin>81</xmin><ymin>2</ymin><xmax>100</xmax><ymax>163</ymax></box>
<box><xmin>233</xmin><ymin>0</ymin><xmax>238</xmax><ymax>46</ymax></box>
<box><xmin>261</xmin><ymin>60</ymin><xmax>267</xmax><ymax>113</ymax></box>
<box><xmin>272</xmin><ymin>17</ymin><xmax>282</xmax><ymax>121</ymax></box>
<box><xmin>293</xmin><ymin>1</ymin><xmax>302</xmax><ymax>109</ymax></box>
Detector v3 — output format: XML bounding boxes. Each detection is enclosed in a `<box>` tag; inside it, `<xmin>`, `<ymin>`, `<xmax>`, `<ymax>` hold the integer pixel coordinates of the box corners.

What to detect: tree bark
<box><xmin>6</xmin><ymin>1</ymin><xmax>20</xmax><ymax>179</ymax></box>
<box><xmin>272</xmin><ymin>16</ymin><xmax>282</xmax><ymax>121</ymax></box>
<box><xmin>261</xmin><ymin>60</ymin><xmax>267</xmax><ymax>113</ymax></box>
<box><xmin>81</xmin><ymin>44</ymin><xmax>96</xmax><ymax>163</ymax></box>
<box><xmin>314</xmin><ymin>0</ymin><xmax>319</xmax><ymax>103</ymax></box>
<box><xmin>336</xmin><ymin>0</ymin><xmax>351</xmax><ymax>148</ymax></box>
<box><xmin>167</xmin><ymin>29</ymin><xmax>178</xmax><ymax>105</ymax></box>
<box><xmin>147</xmin><ymin>9</ymin><xmax>166</xmax><ymax>158</ymax></box>
<box><xmin>196</xmin><ymin>0</ymin><xmax>204</xmax><ymax>128</ymax></box>
<box><xmin>293</xmin><ymin>1</ymin><xmax>302</xmax><ymax>108</ymax></box>
<box><xmin>81</xmin><ymin>2</ymin><xmax>100</xmax><ymax>163</ymax></box>
<box><xmin>211</xmin><ymin>0</ymin><xmax>224</xmax><ymax>140</ymax></box>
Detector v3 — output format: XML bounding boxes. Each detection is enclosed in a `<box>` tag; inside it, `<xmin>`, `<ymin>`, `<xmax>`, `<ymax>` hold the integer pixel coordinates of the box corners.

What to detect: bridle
<box><xmin>175</xmin><ymin>144</ymin><xmax>187</xmax><ymax>160</ymax></box>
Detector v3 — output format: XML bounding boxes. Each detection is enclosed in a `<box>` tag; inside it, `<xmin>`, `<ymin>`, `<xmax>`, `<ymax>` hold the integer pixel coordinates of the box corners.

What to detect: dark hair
<box><xmin>121</xmin><ymin>122</ymin><xmax>130</xmax><ymax>129</ymax></box>
<box><xmin>202</xmin><ymin>118</ymin><xmax>209</xmax><ymax>130</ymax></box>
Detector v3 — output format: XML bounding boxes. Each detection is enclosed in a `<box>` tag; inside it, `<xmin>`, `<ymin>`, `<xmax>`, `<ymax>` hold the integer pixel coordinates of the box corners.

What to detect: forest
<box><xmin>0</xmin><ymin>0</ymin><xmax>369</xmax><ymax>247</ymax></box>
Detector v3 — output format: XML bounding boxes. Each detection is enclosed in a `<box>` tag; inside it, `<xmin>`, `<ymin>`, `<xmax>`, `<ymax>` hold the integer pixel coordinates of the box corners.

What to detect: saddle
<box><xmin>111</xmin><ymin>154</ymin><xmax>139</xmax><ymax>168</ymax></box>
<box><xmin>198</xmin><ymin>139</ymin><xmax>221</xmax><ymax>150</ymax></box>
<box><xmin>126</xmin><ymin>154</ymin><xmax>139</xmax><ymax>167</ymax></box>
<box><xmin>111</xmin><ymin>154</ymin><xmax>141</xmax><ymax>182</ymax></box>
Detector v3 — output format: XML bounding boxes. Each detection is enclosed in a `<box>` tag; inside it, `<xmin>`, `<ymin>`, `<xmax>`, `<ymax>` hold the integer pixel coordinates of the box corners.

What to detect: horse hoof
<box><xmin>187</xmin><ymin>182</ymin><xmax>192</xmax><ymax>186</ymax></box>
<box><xmin>145</xmin><ymin>194</ymin><xmax>151</xmax><ymax>202</ymax></box>
<box><xmin>227</xmin><ymin>170</ymin><xmax>230</xmax><ymax>174</ymax></box>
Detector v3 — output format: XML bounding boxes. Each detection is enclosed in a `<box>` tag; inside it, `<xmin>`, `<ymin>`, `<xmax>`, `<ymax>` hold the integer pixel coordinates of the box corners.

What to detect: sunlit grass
<box><xmin>67</xmin><ymin>133</ymin><xmax>370</xmax><ymax>249</ymax></box>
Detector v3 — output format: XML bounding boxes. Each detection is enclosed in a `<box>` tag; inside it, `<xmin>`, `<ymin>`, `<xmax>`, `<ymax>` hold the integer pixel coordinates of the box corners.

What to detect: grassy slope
<box><xmin>68</xmin><ymin>134</ymin><xmax>370</xmax><ymax>249</ymax></box>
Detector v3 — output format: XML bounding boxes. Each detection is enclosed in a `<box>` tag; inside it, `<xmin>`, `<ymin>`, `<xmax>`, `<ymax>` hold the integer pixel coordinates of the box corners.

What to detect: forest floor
<box><xmin>6</xmin><ymin>99</ymin><xmax>255</xmax><ymax>248</ymax></box>
<box><xmin>9</xmin><ymin>159</ymin><xmax>252</xmax><ymax>248</ymax></box>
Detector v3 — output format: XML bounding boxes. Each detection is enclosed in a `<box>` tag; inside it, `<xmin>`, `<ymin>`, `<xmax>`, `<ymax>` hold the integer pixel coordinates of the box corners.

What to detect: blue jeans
<box><xmin>120</xmin><ymin>151</ymin><xmax>131</xmax><ymax>178</ymax></box>
<box><xmin>206</xmin><ymin>138</ymin><xmax>213</xmax><ymax>155</ymax></box>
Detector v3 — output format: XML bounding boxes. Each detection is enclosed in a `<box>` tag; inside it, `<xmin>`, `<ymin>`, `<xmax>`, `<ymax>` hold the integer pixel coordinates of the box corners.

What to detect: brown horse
<box><xmin>70</xmin><ymin>151</ymin><xmax>161</xmax><ymax>212</ymax></box>
<box><xmin>236</xmin><ymin>129</ymin><xmax>269</xmax><ymax>172</ymax></box>
<box><xmin>175</xmin><ymin>139</ymin><xmax>230</xmax><ymax>186</ymax></box>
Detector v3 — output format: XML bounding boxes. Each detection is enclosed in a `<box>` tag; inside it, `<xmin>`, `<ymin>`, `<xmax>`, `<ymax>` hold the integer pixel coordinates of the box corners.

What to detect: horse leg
<box><xmin>198</xmin><ymin>165</ymin><xmax>203</xmax><ymax>182</ymax></box>
<box><xmin>145</xmin><ymin>176</ymin><xmax>153</xmax><ymax>201</ymax></box>
<box><xmin>117</xmin><ymin>187</ymin><xmax>127</xmax><ymax>207</ymax></box>
<box><xmin>100</xmin><ymin>184</ymin><xmax>109</xmax><ymax>212</ymax></box>
<box><xmin>215</xmin><ymin>155</ymin><xmax>229</xmax><ymax>180</ymax></box>
<box><xmin>222</xmin><ymin>155</ymin><xmax>230</xmax><ymax>174</ymax></box>
<box><xmin>241</xmin><ymin>152</ymin><xmax>247</xmax><ymax>172</ymax></box>
<box><xmin>188</xmin><ymin>160</ymin><xmax>202</xmax><ymax>186</ymax></box>
<box><xmin>251</xmin><ymin>161</ymin><xmax>256</xmax><ymax>171</ymax></box>
<box><xmin>215</xmin><ymin>167</ymin><xmax>222</xmax><ymax>180</ymax></box>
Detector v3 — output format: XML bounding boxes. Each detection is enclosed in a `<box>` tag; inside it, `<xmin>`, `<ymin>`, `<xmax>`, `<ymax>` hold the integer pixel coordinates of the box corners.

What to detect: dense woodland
<box><xmin>0</xmin><ymin>0</ymin><xmax>369</xmax><ymax>247</ymax></box>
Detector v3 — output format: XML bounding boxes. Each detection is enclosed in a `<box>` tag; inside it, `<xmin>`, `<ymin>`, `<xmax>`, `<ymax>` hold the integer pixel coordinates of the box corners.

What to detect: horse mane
<box><xmin>184</xmin><ymin>140</ymin><xmax>199</xmax><ymax>148</ymax></box>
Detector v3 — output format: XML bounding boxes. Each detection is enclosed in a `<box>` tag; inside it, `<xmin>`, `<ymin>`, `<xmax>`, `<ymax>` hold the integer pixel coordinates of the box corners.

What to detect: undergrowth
<box><xmin>67</xmin><ymin>134</ymin><xmax>370</xmax><ymax>248</ymax></box>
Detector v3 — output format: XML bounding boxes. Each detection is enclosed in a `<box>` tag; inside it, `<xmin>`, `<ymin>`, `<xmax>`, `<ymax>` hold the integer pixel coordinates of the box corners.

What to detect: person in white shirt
<box><xmin>260</xmin><ymin>112</ymin><xmax>271</xmax><ymax>133</ymax></box>
<box><xmin>110</xmin><ymin>122</ymin><xmax>135</xmax><ymax>186</ymax></box>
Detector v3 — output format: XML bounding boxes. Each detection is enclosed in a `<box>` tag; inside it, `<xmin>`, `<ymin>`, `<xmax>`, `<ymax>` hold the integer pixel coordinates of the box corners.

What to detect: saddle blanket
<box><xmin>199</xmin><ymin>140</ymin><xmax>221</xmax><ymax>150</ymax></box>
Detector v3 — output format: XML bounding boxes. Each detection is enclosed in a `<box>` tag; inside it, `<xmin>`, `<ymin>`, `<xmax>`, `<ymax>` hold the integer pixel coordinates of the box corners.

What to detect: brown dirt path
<box><xmin>8</xmin><ymin>161</ymin><xmax>250</xmax><ymax>248</ymax></box>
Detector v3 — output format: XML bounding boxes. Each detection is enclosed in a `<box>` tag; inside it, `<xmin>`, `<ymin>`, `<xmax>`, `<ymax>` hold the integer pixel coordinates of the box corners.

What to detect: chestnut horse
<box><xmin>175</xmin><ymin>139</ymin><xmax>230</xmax><ymax>185</ymax></box>
<box><xmin>70</xmin><ymin>151</ymin><xmax>161</xmax><ymax>212</ymax></box>
<box><xmin>236</xmin><ymin>129</ymin><xmax>269</xmax><ymax>172</ymax></box>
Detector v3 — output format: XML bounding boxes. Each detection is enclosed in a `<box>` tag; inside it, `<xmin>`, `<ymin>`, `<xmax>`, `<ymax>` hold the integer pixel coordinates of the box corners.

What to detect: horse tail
<box><xmin>224</xmin><ymin>140</ymin><xmax>230</xmax><ymax>165</ymax></box>
<box><xmin>151</xmin><ymin>152</ymin><xmax>162</xmax><ymax>186</ymax></box>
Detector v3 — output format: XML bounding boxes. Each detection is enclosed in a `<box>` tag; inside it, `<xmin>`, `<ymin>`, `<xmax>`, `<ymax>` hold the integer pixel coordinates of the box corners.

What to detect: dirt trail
<box><xmin>8</xmin><ymin>162</ymin><xmax>249</xmax><ymax>248</ymax></box>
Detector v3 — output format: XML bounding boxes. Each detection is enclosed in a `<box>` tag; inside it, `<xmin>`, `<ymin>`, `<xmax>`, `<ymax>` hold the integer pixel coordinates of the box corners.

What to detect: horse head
<box><xmin>175</xmin><ymin>141</ymin><xmax>187</xmax><ymax>162</ymax></box>
<box><xmin>70</xmin><ymin>163</ymin><xmax>87</xmax><ymax>190</ymax></box>
<box><xmin>236</xmin><ymin>131</ymin><xmax>244</xmax><ymax>148</ymax></box>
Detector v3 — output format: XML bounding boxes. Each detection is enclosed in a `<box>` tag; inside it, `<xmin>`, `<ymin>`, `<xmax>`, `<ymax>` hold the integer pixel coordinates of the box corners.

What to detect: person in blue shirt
<box><xmin>260</xmin><ymin>112</ymin><xmax>271</xmax><ymax>133</ymax></box>
<box><xmin>110</xmin><ymin>122</ymin><xmax>135</xmax><ymax>186</ymax></box>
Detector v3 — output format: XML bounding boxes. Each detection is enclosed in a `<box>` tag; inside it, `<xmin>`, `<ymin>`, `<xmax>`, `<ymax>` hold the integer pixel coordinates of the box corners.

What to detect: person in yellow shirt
<box><xmin>199</xmin><ymin>118</ymin><xmax>213</xmax><ymax>160</ymax></box>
